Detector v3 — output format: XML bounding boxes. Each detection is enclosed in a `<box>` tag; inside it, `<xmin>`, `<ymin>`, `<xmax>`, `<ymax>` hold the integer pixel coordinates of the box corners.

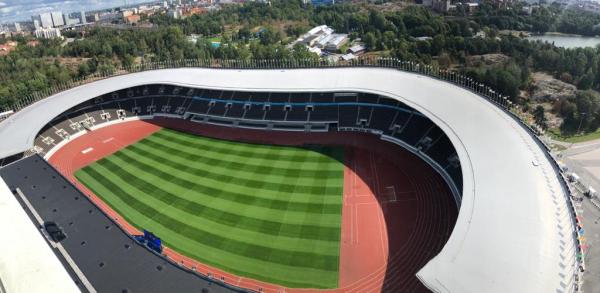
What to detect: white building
<box><xmin>299</xmin><ymin>25</ymin><xmax>334</xmax><ymax>46</ymax></box>
<box><xmin>32</xmin><ymin>20</ymin><xmax>41</xmax><ymax>30</ymax></box>
<box><xmin>39</xmin><ymin>13</ymin><xmax>54</xmax><ymax>28</ymax></box>
<box><xmin>324</xmin><ymin>34</ymin><xmax>348</xmax><ymax>51</ymax></box>
<box><xmin>347</xmin><ymin>44</ymin><xmax>366</xmax><ymax>55</ymax></box>
<box><xmin>168</xmin><ymin>8</ymin><xmax>181</xmax><ymax>19</ymax></box>
<box><xmin>308</xmin><ymin>46</ymin><xmax>322</xmax><ymax>56</ymax></box>
<box><xmin>63</xmin><ymin>13</ymin><xmax>80</xmax><ymax>26</ymax></box>
<box><xmin>35</xmin><ymin>28</ymin><xmax>62</xmax><ymax>39</ymax></box>
<box><xmin>51</xmin><ymin>12</ymin><xmax>65</xmax><ymax>27</ymax></box>
<box><xmin>80</xmin><ymin>11</ymin><xmax>87</xmax><ymax>24</ymax></box>
<box><xmin>295</xmin><ymin>25</ymin><xmax>348</xmax><ymax>52</ymax></box>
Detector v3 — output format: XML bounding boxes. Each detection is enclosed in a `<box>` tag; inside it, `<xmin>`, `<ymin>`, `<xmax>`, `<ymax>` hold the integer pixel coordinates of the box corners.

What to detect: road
<box><xmin>550</xmin><ymin>136</ymin><xmax>600</xmax><ymax>293</ymax></box>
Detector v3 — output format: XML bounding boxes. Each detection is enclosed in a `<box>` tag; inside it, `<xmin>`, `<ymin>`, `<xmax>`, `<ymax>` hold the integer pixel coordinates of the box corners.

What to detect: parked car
<box><xmin>44</xmin><ymin>221</ymin><xmax>66</xmax><ymax>242</ymax></box>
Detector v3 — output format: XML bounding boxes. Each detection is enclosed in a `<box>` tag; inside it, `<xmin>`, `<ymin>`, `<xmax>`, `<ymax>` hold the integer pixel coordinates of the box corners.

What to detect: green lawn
<box><xmin>549</xmin><ymin>128</ymin><xmax>600</xmax><ymax>144</ymax></box>
<box><xmin>75</xmin><ymin>128</ymin><xmax>344</xmax><ymax>288</ymax></box>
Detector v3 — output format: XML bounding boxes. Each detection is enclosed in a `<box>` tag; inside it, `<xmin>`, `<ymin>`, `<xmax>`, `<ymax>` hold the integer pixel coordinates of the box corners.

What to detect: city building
<box><xmin>0</xmin><ymin>25</ymin><xmax>8</xmax><ymax>38</ymax></box>
<box><xmin>34</xmin><ymin>27</ymin><xmax>62</xmax><ymax>39</ymax></box>
<box><xmin>432</xmin><ymin>0</ymin><xmax>451</xmax><ymax>12</ymax></box>
<box><xmin>122</xmin><ymin>10</ymin><xmax>134</xmax><ymax>18</ymax></box>
<box><xmin>38</xmin><ymin>13</ymin><xmax>54</xmax><ymax>28</ymax></box>
<box><xmin>32</xmin><ymin>19</ymin><xmax>41</xmax><ymax>30</ymax></box>
<box><xmin>340</xmin><ymin>53</ymin><xmax>357</xmax><ymax>61</ymax></box>
<box><xmin>298</xmin><ymin>25</ymin><xmax>334</xmax><ymax>46</ymax></box>
<box><xmin>347</xmin><ymin>44</ymin><xmax>366</xmax><ymax>55</ymax></box>
<box><xmin>90</xmin><ymin>13</ymin><xmax>100</xmax><ymax>23</ymax></box>
<box><xmin>182</xmin><ymin>7</ymin><xmax>208</xmax><ymax>17</ymax></box>
<box><xmin>421</xmin><ymin>0</ymin><xmax>433</xmax><ymax>6</ymax></box>
<box><xmin>51</xmin><ymin>12</ymin><xmax>65</xmax><ymax>27</ymax></box>
<box><xmin>294</xmin><ymin>25</ymin><xmax>348</xmax><ymax>53</ymax></box>
<box><xmin>80</xmin><ymin>11</ymin><xmax>87</xmax><ymax>24</ymax></box>
<box><xmin>168</xmin><ymin>8</ymin><xmax>182</xmax><ymax>19</ymax></box>
<box><xmin>324</xmin><ymin>34</ymin><xmax>348</xmax><ymax>52</ymax></box>
<box><xmin>63</xmin><ymin>12</ymin><xmax>82</xmax><ymax>26</ymax></box>
<box><xmin>124</xmin><ymin>14</ymin><xmax>141</xmax><ymax>24</ymax></box>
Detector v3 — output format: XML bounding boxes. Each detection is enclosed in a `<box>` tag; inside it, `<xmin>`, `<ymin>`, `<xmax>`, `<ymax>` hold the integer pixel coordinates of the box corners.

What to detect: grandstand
<box><xmin>30</xmin><ymin>87</ymin><xmax>461</xmax><ymax>201</ymax></box>
<box><xmin>0</xmin><ymin>65</ymin><xmax>584</xmax><ymax>293</ymax></box>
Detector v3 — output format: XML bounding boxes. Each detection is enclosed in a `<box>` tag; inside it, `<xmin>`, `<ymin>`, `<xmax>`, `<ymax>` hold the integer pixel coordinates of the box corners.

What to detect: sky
<box><xmin>0</xmin><ymin>0</ymin><xmax>152</xmax><ymax>23</ymax></box>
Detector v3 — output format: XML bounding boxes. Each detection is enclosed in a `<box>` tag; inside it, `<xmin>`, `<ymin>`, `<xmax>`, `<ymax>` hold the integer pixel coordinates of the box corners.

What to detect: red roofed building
<box><xmin>182</xmin><ymin>7</ymin><xmax>207</xmax><ymax>17</ymax></box>
<box><xmin>0</xmin><ymin>41</ymin><xmax>17</xmax><ymax>56</ymax></box>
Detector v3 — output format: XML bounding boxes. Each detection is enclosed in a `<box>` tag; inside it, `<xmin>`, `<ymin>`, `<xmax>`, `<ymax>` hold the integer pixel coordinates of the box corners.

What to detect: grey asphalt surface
<box><xmin>553</xmin><ymin>138</ymin><xmax>600</xmax><ymax>293</ymax></box>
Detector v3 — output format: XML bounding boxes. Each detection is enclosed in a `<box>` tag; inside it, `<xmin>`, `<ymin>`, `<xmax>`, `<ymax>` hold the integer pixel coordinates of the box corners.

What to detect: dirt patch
<box><xmin>530</xmin><ymin>72</ymin><xmax>577</xmax><ymax>101</ymax></box>
<box><xmin>465</xmin><ymin>53</ymin><xmax>511</xmax><ymax>67</ymax></box>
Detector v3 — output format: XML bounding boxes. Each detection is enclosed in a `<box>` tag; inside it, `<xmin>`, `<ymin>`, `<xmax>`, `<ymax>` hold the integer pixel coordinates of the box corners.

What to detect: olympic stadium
<box><xmin>0</xmin><ymin>61</ymin><xmax>586</xmax><ymax>293</ymax></box>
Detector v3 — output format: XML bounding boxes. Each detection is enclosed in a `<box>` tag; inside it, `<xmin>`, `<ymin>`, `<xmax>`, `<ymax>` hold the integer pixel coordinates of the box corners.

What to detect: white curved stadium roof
<box><xmin>0</xmin><ymin>68</ymin><xmax>576</xmax><ymax>293</ymax></box>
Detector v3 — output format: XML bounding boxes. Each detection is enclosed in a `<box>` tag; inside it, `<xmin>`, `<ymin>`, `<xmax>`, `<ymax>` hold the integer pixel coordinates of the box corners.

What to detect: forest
<box><xmin>1</xmin><ymin>0</ymin><xmax>600</xmax><ymax>134</ymax></box>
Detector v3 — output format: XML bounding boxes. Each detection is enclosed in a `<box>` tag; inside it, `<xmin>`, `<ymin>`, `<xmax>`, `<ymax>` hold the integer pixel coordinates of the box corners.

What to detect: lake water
<box><xmin>526</xmin><ymin>34</ymin><xmax>600</xmax><ymax>49</ymax></box>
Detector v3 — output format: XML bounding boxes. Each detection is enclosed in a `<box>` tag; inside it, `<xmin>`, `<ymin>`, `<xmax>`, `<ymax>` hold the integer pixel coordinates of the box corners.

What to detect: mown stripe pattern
<box><xmin>75</xmin><ymin>128</ymin><xmax>344</xmax><ymax>288</ymax></box>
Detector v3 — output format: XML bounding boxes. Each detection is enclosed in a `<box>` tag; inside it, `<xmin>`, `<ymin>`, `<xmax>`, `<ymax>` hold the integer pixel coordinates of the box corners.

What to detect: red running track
<box><xmin>48</xmin><ymin>118</ymin><xmax>457</xmax><ymax>293</ymax></box>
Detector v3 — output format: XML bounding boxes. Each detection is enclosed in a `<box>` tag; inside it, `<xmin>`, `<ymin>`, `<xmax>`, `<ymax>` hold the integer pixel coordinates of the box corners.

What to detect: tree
<box><xmin>533</xmin><ymin>105</ymin><xmax>547</xmax><ymax>129</ymax></box>
<box><xmin>495</xmin><ymin>69</ymin><xmax>520</xmax><ymax>98</ymax></box>
<box><xmin>438</xmin><ymin>52</ymin><xmax>452</xmax><ymax>68</ymax></box>
<box><xmin>578</xmin><ymin>70</ymin><xmax>595</xmax><ymax>90</ymax></box>
<box><xmin>364</xmin><ymin>32</ymin><xmax>377</xmax><ymax>50</ymax></box>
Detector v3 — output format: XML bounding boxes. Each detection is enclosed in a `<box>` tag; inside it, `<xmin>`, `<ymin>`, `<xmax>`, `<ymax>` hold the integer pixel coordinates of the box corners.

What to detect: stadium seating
<box><xmin>29</xmin><ymin>84</ymin><xmax>463</xmax><ymax>197</ymax></box>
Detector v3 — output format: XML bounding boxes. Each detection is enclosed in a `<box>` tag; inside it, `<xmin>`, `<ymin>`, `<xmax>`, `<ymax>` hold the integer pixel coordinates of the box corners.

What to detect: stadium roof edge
<box><xmin>0</xmin><ymin>68</ymin><xmax>577</xmax><ymax>293</ymax></box>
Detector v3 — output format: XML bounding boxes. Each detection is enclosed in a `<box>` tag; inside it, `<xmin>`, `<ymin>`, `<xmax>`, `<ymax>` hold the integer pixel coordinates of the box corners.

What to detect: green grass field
<box><xmin>75</xmin><ymin>128</ymin><xmax>345</xmax><ymax>288</ymax></box>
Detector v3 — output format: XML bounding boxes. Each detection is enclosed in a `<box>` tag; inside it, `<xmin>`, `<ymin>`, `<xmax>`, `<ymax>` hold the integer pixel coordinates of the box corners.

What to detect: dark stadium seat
<box><xmin>135</xmin><ymin>97</ymin><xmax>155</xmax><ymax>116</ymax></box>
<box><xmin>207</xmin><ymin>101</ymin><xmax>227</xmax><ymax>116</ymax></box>
<box><xmin>224</xmin><ymin>103</ymin><xmax>245</xmax><ymax>119</ymax></box>
<box><xmin>368</xmin><ymin>107</ymin><xmax>397</xmax><ymax>133</ymax></box>
<box><xmin>285</xmin><ymin>106</ymin><xmax>308</xmax><ymax>122</ymax></box>
<box><xmin>311</xmin><ymin>92</ymin><xmax>335</xmax><ymax>103</ymax></box>
<box><xmin>309</xmin><ymin>105</ymin><xmax>338</xmax><ymax>122</ymax></box>
<box><xmin>356</xmin><ymin>106</ymin><xmax>373</xmax><ymax>125</ymax></box>
<box><xmin>358</xmin><ymin>93</ymin><xmax>380</xmax><ymax>104</ymax></box>
<box><xmin>248</xmin><ymin>92</ymin><xmax>270</xmax><ymax>103</ymax></box>
<box><xmin>395</xmin><ymin>114</ymin><xmax>433</xmax><ymax>146</ymax></box>
<box><xmin>269</xmin><ymin>92</ymin><xmax>290</xmax><ymax>103</ymax></box>
<box><xmin>232</xmin><ymin>91</ymin><xmax>253</xmax><ymax>102</ymax></box>
<box><xmin>264</xmin><ymin>105</ymin><xmax>287</xmax><ymax>121</ymax></box>
<box><xmin>289</xmin><ymin>92</ymin><xmax>310</xmax><ymax>103</ymax></box>
<box><xmin>87</xmin><ymin>107</ymin><xmax>108</xmax><ymax>124</ymax></box>
<box><xmin>187</xmin><ymin>99</ymin><xmax>211</xmax><ymax>115</ymax></box>
<box><xmin>242</xmin><ymin>104</ymin><xmax>266</xmax><ymax>120</ymax></box>
<box><xmin>338</xmin><ymin>106</ymin><xmax>359</xmax><ymax>127</ymax></box>
<box><xmin>425</xmin><ymin>135</ymin><xmax>456</xmax><ymax>166</ymax></box>
<box><xmin>118</xmin><ymin>100</ymin><xmax>136</xmax><ymax>117</ymax></box>
<box><xmin>203</xmin><ymin>89</ymin><xmax>224</xmax><ymax>100</ymax></box>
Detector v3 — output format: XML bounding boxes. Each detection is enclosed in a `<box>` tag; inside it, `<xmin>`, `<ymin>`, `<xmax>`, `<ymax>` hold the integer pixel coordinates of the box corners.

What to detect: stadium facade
<box><xmin>0</xmin><ymin>65</ymin><xmax>583</xmax><ymax>293</ymax></box>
